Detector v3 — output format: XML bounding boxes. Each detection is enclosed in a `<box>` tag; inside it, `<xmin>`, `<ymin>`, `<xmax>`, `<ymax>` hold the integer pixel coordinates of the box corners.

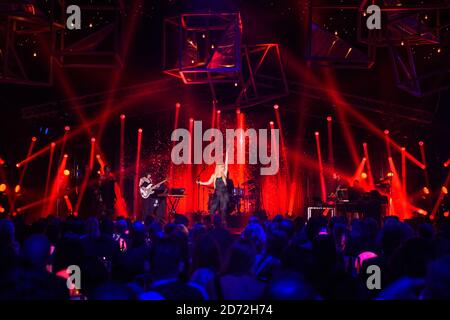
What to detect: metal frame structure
<box><xmin>0</xmin><ymin>5</ymin><xmax>63</xmax><ymax>86</ymax></box>
<box><xmin>307</xmin><ymin>0</ymin><xmax>450</xmax><ymax>96</ymax></box>
<box><xmin>53</xmin><ymin>0</ymin><xmax>125</xmax><ymax>69</ymax></box>
<box><xmin>163</xmin><ymin>12</ymin><xmax>289</xmax><ymax>108</ymax></box>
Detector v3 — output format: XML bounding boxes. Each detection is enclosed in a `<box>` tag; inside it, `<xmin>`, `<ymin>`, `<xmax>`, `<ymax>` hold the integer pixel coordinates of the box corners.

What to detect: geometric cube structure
<box><xmin>164</xmin><ymin>12</ymin><xmax>289</xmax><ymax>108</ymax></box>
<box><xmin>0</xmin><ymin>1</ymin><xmax>63</xmax><ymax>85</ymax></box>
<box><xmin>163</xmin><ymin>12</ymin><xmax>242</xmax><ymax>84</ymax></box>
<box><xmin>307</xmin><ymin>0</ymin><xmax>450</xmax><ymax>96</ymax></box>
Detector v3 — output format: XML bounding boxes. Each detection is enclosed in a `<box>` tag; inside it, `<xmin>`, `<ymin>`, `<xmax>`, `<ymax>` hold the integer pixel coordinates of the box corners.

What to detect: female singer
<box><xmin>197</xmin><ymin>151</ymin><xmax>229</xmax><ymax>219</ymax></box>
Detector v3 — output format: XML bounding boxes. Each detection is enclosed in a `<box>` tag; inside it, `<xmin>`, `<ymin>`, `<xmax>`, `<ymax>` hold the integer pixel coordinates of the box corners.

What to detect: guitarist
<box><xmin>139</xmin><ymin>173</ymin><xmax>168</xmax><ymax>221</ymax></box>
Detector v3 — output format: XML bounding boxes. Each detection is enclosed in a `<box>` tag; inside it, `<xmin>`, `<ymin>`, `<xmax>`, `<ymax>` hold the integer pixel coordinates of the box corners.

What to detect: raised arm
<box><xmin>198</xmin><ymin>173</ymin><xmax>215</xmax><ymax>186</ymax></box>
<box><xmin>224</xmin><ymin>149</ymin><xmax>229</xmax><ymax>177</ymax></box>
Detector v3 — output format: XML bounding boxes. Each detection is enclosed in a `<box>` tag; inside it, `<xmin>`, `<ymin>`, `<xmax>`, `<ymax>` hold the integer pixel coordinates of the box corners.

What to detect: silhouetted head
<box><xmin>151</xmin><ymin>238</ymin><xmax>184</xmax><ymax>280</ymax></box>
<box><xmin>191</xmin><ymin>234</ymin><xmax>221</xmax><ymax>273</ymax></box>
<box><xmin>222</xmin><ymin>239</ymin><xmax>256</xmax><ymax>275</ymax></box>
<box><xmin>0</xmin><ymin>219</ymin><xmax>15</xmax><ymax>248</ymax></box>
<box><xmin>267</xmin><ymin>271</ymin><xmax>318</xmax><ymax>300</ymax></box>
<box><xmin>243</xmin><ymin>223</ymin><xmax>266</xmax><ymax>253</ymax></box>
<box><xmin>22</xmin><ymin>234</ymin><xmax>51</xmax><ymax>271</ymax></box>
<box><xmin>424</xmin><ymin>254</ymin><xmax>450</xmax><ymax>299</ymax></box>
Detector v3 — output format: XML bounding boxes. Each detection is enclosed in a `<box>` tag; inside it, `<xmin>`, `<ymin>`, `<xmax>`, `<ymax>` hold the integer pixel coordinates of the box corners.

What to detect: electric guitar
<box><xmin>140</xmin><ymin>179</ymin><xmax>167</xmax><ymax>199</ymax></box>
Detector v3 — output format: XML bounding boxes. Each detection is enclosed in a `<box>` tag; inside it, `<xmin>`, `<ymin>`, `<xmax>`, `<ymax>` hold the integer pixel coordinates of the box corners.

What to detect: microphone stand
<box><xmin>196</xmin><ymin>164</ymin><xmax>208</xmax><ymax>213</ymax></box>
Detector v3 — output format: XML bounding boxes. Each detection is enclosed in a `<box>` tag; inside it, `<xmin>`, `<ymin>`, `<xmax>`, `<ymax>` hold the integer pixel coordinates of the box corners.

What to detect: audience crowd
<box><xmin>1</xmin><ymin>211</ymin><xmax>450</xmax><ymax>300</ymax></box>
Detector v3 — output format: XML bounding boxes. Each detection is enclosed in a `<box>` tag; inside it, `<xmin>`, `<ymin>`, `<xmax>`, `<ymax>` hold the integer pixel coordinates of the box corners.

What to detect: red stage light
<box><xmin>96</xmin><ymin>154</ymin><xmax>101</xmax><ymax>159</ymax></box>
<box><xmin>120</xmin><ymin>114</ymin><xmax>126</xmax><ymax>120</ymax></box>
<box><xmin>315</xmin><ymin>131</ymin><xmax>319</xmax><ymax>136</ymax></box>
<box><xmin>64</xmin><ymin>154</ymin><xmax>68</xmax><ymax>158</ymax></box>
<box><xmin>15</xmin><ymin>185</ymin><xmax>21</xmax><ymax>193</ymax></box>
<box><xmin>64</xmin><ymin>126</ymin><xmax>70</xmax><ymax>131</ymax></box>
<box><xmin>236</xmin><ymin>108</ymin><xmax>241</xmax><ymax>114</ymax></box>
<box><xmin>361</xmin><ymin>172</ymin><xmax>368</xmax><ymax>179</ymax></box>
<box><xmin>417</xmin><ymin>209</ymin><xmax>427</xmax><ymax>216</ymax></box>
<box><xmin>138</xmin><ymin>128</ymin><xmax>143</xmax><ymax>133</ymax></box>
<box><xmin>442</xmin><ymin>186</ymin><xmax>448</xmax><ymax>195</ymax></box>
<box><xmin>189</xmin><ymin>118</ymin><xmax>194</xmax><ymax>122</ymax></box>
<box><xmin>269</xmin><ymin>121</ymin><xmax>274</xmax><ymax>126</ymax></box>
<box><xmin>387</xmin><ymin>172</ymin><xmax>394</xmax><ymax>177</ymax></box>
<box><xmin>444</xmin><ymin>211</ymin><xmax>449</xmax><ymax>218</ymax></box>
<box><xmin>0</xmin><ymin>184</ymin><xmax>6</xmax><ymax>192</ymax></box>
<box><xmin>444</xmin><ymin>158</ymin><xmax>450</xmax><ymax>167</ymax></box>
<box><xmin>384</xmin><ymin>130</ymin><xmax>390</xmax><ymax>135</ymax></box>
<box><xmin>363</xmin><ymin>142</ymin><xmax>367</xmax><ymax>147</ymax></box>
<box><xmin>217</xmin><ymin>110</ymin><xmax>221</xmax><ymax>114</ymax></box>
<box><xmin>401</xmin><ymin>147</ymin><xmax>406</xmax><ymax>151</ymax></box>
<box><xmin>419</xmin><ymin>141</ymin><xmax>424</xmax><ymax>146</ymax></box>
<box><xmin>176</xmin><ymin>102</ymin><xmax>181</xmax><ymax>109</ymax></box>
<box><xmin>423</xmin><ymin>187</ymin><xmax>430</xmax><ymax>195</ymax></box>
<box><xmin>327</xmin><ymin>116</ymin><xmax>332</xmax><ymax>122</ymax></box>
<box><xmin>31</xmin><ymin>137</ymin><xmax>37</xmax><ymax>142</ymax></box>
<box><xmin>63</xmin><ymin>169</ymin><xmax>70</xmax><ymax>176</ymax></box>
<box><xmin>51</xmin><ymin>142</ymin><xmax>56</xmax><ymax>147</ymax></box>
<box><xmin>273</xmin><ymin>104</ymin><xmax>279</xmax><ymax>110</ymax></box>
<box><xmin>91</xmin><ymin>138</ymin><xmax>96</xmax><ymax>142</ymax></box>
<box><xmin>16</xmin><ymin>163</ymin><xmax>20</xmax><ymax>168</ymax></box>
<box><xmin>73</xmin><ymin>212</ymin><xmax>79</xmax><ymax>217</ymax></box>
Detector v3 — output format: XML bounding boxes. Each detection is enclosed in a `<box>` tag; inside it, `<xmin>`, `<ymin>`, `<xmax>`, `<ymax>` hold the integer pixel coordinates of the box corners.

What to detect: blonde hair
<box><xmin>214</xmin><ymin>164</ymin><xmax>227</xmax><ymax>187</ymax></box>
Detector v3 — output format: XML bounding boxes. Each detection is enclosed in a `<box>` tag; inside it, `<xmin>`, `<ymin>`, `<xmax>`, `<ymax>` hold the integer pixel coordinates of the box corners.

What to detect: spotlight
<box><xmin>423</xmin><ymin>187</ymin><xmax>430</xmax><ymax>195</ymax></box>
<box><xmin>189</xmin><ymin>118</ymin><xmax>194</xmax><ymax>122</ymax></box>
<box><xmin>217</xmin><ymin>110</ymin><xmax>221</xmax><ymax>114</ymax></box>
<box><xmin>176</xmin><ymin>102</ymin><xmax>181</xmax><ymax>108</ymax></box>
<box><xmin>96</xmin><ymin>155</ymin><xmax>101</xmax><ymax>159</ymax></box>
<box><xmin>326</xmin><ymin>116</ymin><xmax>332</xmax><ymax>122</ymax></box>
<box><xmin>234</xmin><ymin>82</ymin><xmax>238</xmax><ymax>87</ymax></box>
<box><xmin>384</xmin><ymin>130</ymin><xmax>390</xmax><ymax>135</ymax></box>
<box><xmin>363</xmin><ymin>142</ymin><xmax>367</xmax><ymax>147</ymax></box>
<box><xmin>0</xmin><ymin>184</ymin><xmax>6</xmax><ymax>192</ymax></box>
<box><xmin>443</xmin><ymin>158</ymin><xmax>450</xmax><ymax>168</ymax></box>
<box><xmin>273</xmin><ymin>104</ymin><xmax>279</xmax><ymax>110</ymax></box>
<box><xmin>51</xmin><ymin>142</ymin><xmax>56</xmax><ymax>147</ymax></box>
<box><xmin>16</xmin><ymin>163</ymin><xmax>20</xmax><ymax>168</ymax></box>
<box><xmin>444</xmin><ymin>211</ymin><xmax>449</xmax><ymax>218</ymax></box>
<box><xmin>416</xmin><ymin>209</ymin><xmax>427</xmax><ymax>216</ymax></box>
<box><xmin>91</xmin><ymin>138</ymin><xmax>96</xmax><ymax>143</ymax></box>
<box><xmin>361</xmin><ymin>172</ymin><xmax>368</xmax><ymax>179</ymax></box>
<box><xmin>63</xmin><ymin>169</ymin><xmax>70</xmax><ymax>176</ymax></box>
<box><xmin>236</xmin><ymin>108</ymin><xmax>241</xmax><ymax>114</ymax></box>
<box><xmin>65</xmin><ymin>126</ymin><xmax>70</xmax><ymax>131</ymax></box>
<box><xmin>387</xmin><ymin>172</ymin><xmax>394</xmax><ymax>177</ymax></box>
<box><xmin>64</xmin><ymin>154</ymin><xmax>68</xmax><ymax>158</ymax></box>
<box><xmin>401</xmin><ymin>147</ymin><xmax>405</xmax><ymax>151</ymax></box>
<box><xmin>362</xmin><ymin>157</ymin><xmax>366</xmax><ymax>161</ymax></box>
<box><xmin>442</xmin><ymin>186</ymin><xmax>448</xmax><ymax>195</ymax></box>
<box><xmin>31</xmin><ymin>137</ymin><xmax>37</xmax><ymax>142</ymax></box>
<box><xmin>419</xmin><ymin>141</ymin><xmax>424</xmax><ymax>146</ymax></box>
<box><xmin>138</xmin><ymin>128</ymin><xmax>143</xmax><ymax>133</ymax></box>
<box><xmin>270</xmin><ymin>121</ymin><xmax>274</xmax><ymax>126</ymax></box>
<box><xmin>120</xmin><ymin>114</ymin><xmax>126</xmax><ymax>120</ymax></box>
<box><xmin>315</xmin><ymin>132</ymin><xmax>319</xmax><ymax>136</ymax></box>
<box><xmin>15</xmin><ymin>185</ymin><xmax>21</xmax><ymax>193</ymax></box>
